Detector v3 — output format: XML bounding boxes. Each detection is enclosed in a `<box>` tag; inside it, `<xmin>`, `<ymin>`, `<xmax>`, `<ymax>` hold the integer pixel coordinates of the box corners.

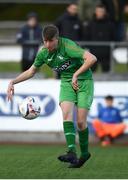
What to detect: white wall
<box><xmin>0</xmin><ymin>79</ymin><xmax>128</xmax><ymax>132</ymax></box>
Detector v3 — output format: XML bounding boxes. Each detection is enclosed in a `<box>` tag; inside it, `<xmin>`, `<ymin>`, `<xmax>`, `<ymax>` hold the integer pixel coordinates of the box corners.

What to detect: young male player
<box><xmin>7</xmin><ymin>25</ymin><xmax>97</xmax><ymax>168</ymax></box>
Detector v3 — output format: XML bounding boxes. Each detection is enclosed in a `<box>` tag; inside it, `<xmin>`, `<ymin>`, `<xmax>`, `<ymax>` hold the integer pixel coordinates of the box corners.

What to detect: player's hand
<box><xmin>7</xmin><ymin>81</ymin><xmax>14</xmax><ymax>101</ymax></box>
<box><xmin>72</xmin><ymin>75</ymin><xmax>79</xmax><ymax>90</ymax></box>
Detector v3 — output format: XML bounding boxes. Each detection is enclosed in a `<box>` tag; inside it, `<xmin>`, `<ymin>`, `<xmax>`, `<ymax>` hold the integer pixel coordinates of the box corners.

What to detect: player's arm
<box><xmin>7</xmin><ymin>65</ymin><xmax>38</xmax><ymax>101</ymax></box>
<box><xmin>73</xmin><ymin>51</ymin><xmax>97</xmax><ymax>77</ymax></box>
<box><xmin>72</xmin><ymin>51</ymin><xmax>97</xmax><ymax>90</ymax></box>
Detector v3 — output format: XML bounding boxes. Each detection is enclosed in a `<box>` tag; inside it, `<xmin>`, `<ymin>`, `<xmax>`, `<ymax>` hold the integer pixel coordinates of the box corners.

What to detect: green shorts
<box><xmin>59</xmin><ymin>79</ymin><xmax>94</xmax><ymax>109</ymax></box>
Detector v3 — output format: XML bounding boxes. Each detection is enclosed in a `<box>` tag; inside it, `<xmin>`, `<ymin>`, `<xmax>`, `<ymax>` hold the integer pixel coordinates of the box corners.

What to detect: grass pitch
<box><xmin>0</xmin><ymin>62</ymin><xmax>127</xmax><ymax>77</ymax></box>
<box><xmin>0</xmin><ymin>144</ymin><xmax>127</xmax><ymax>179</ymax></box>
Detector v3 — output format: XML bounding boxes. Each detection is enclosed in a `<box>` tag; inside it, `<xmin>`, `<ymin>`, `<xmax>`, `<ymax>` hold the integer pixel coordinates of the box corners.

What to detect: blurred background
<box><xmin>0</xmin><ymin>0</ymin><xmax>128</xmax><ymax>143</ymax></box>
<box><xmin>0</xmin><ymin>0</ymin><xmax>128</xmax><ymax>179</ymax></box>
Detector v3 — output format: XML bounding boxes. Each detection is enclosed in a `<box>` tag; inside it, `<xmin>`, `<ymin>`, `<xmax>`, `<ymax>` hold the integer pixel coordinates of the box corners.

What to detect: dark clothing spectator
<box><xmin>120</xmin><ymin>4</ymin><xmax>128</xmax><ymax>41</ymax></box>
<box><xmin>55</xmin><ymin>12</ymin><xmax>83</xmax><ymax>41</ymax></box>
<box><xmin>101</xmin><ymin>0</ymin><xmax>126</xmax><ymax>22</ymax></box>
<box><xmin>84</xmin><ymin>18</ymin><xmax>116</xmax><ymax>72</ymax></box>
<box><xmin>83</xmin><ymin>5</ymin><xmax>116</xmax><ymax>72</ymax></box>
<box><xmin>78</xmin><ymin>0</ymin><xmax>101</xmax><ymax>21</ymax></box>
<box><xmin>101</xmin><ymin>0</ymin><xmax>127</xmax><ymax>40</ymax></box>
<box><xmin>54</xmin><ymin>3</ymin><xmax>83</xmax><ymax>79</ymax></box>
<box><xmin>17</xmin><ymin>13</ymin><xmax>42</xmax><ymax>71</ymax></box>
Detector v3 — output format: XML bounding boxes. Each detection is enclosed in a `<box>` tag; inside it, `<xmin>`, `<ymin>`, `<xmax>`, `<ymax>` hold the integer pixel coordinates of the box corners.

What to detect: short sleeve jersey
<box><xmin>33</xmin><ymin>37</ymin><xmax>92</xmax><ymax>81</ymax></box>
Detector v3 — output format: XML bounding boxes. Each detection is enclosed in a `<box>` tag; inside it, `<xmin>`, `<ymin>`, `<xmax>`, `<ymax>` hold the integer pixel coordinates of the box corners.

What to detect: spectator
<box><xmin>54</xmin><ymin>3</ymin><xmax>83</xmax><ymax>79</ymax></box>
<box><xmin>92</xmin><ymin>95</ymin><xmax>126</xmax><ymax>146</ymax></box>
<box><xmin>17</xmin><ymin>12</ymin><xmax>42</xmax><ymax>71</ymax></box>
<box><xmin>101</xmin><ymin>0</ymin><xmax>127</xmax><ymax>41</ymax></box>
<box><xmin>83</xmin><ymin>4</ymin><xmax>116</xmax><ymax>72</ymax></box>
<box><xmin>122</xmin><ymin>3</ymin><xmax>128</xmax><ymax>41</ymax></box>
<box><xmin>55</xmin><ymin>3</ymin><xmax>83</xmax><ymax>41</ymax></box>
<box><xmin>101</xmin><ymin>0</ymin><xmax>126</xmax><ymax>22</ymax></box>
<box><xmin>78</xmin><ymin>0</ymin><xmax>101</xmax><ymax>21</ymax></box>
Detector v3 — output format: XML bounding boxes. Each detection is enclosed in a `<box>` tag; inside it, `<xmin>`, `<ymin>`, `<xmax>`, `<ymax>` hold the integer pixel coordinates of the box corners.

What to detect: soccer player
<box><xmin>7</xmin><ymin>25</ymin><xmax>97</xmax><ymax>168</ymax></box>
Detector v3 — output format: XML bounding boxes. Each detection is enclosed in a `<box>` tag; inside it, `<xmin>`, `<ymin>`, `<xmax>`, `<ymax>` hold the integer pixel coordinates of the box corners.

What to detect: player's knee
<box><xmin>62</xmin><ymin>111</ymin><xmax>73</xmax><ymax>120</ymax></box>
<box><xmin>77</xmin><ymin>121</ymin><xmax>86</xmax><ymax>130</ymax></box>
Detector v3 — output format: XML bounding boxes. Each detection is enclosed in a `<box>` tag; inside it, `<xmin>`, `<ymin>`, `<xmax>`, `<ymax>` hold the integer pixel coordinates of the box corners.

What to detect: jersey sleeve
<box><xmin>64</xmin><ymin>39</ymin><xmax>85</xmax><ymax>59</ymax></box>
<box><xmin>33</xmin><ymin>49</ymin><xmax>45</xmax><ymax>68</ymax></box>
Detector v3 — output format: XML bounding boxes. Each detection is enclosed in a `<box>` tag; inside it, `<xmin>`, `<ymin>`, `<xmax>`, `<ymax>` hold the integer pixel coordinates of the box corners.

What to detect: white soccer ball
<box><xmin>19</xmin><ymin>96</ymin><xmax>41</xmax><ymax>120</ymax></box>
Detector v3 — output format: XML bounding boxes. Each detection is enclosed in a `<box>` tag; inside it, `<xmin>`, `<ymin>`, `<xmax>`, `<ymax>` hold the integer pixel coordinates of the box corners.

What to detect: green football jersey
<box><xmin>33</xmin><ymin>37</ymin><xmax>93</xmax><ymax>80</ymax></box>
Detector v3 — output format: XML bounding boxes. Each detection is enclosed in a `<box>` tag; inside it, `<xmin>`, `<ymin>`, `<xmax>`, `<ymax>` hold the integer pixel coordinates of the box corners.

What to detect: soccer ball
<box><xmin>19</xmin><ymin>96</ymin><xmax>41</xmax><ymax>120</ymax></box>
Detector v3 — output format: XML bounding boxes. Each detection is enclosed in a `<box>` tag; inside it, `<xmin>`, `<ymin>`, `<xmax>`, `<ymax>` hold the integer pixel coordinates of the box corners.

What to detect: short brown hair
<box><xmin>43</xmin><ymin>24</ymin><xmax>59</xmax><ymax>40</ymax></box>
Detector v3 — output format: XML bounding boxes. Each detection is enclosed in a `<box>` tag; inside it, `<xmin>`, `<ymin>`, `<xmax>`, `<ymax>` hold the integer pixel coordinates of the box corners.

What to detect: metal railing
<box><xmin>0</xmin><ymin>40</ymin><xmax>128</xmax><ymax>73</ymax></box>
<box><xmin>78</xmin><ymin>41</ymin><xmax>128</xmax><ymax>73</ymax></box>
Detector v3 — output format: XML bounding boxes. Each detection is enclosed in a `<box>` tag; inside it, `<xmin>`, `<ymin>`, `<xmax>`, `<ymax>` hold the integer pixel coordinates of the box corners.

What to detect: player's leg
<box><xmin>107</xmin><ymin>123</ymin><xmax>126</xmax><ymax>138</ymax></box>
<box><xmin>58</xmin><ymin>81</ymin><xmax>78</xmax><ymax>163</ymax></box>
<box><xmin>69</xmin><ymin>108</ymin><xmax>91</xmax><ymax>168</ymax></box>
<box><xmin>69</xmin><ymin>79</ymin><xmax>93</xmax><ymax>168</ymax></box>
<box><xmin>92</xmin><ymin>120</ymin><xmax>112</xmax><ymax>146</ymax></box>
<box><xmin>61</xmin><ymin>101</ymin><xmax>76</xmax><ymax>153</ymax></box>
<box><xmin>77</xmin><ymin>108</ymin><xmax>90</xmax><ymax>158</ymax></box>
<box><xmin>92</xmin><ymin>119</ymin><xmax>108</xmax><ymax>138</ymax></box>
<box><xmin>58</xmin><ymin>101</ymin><xmax>78</xmax><ymax>163</ymax></box>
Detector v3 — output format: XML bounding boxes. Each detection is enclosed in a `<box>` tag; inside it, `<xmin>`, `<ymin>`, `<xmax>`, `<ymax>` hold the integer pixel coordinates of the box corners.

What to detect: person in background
<box><xmin>17</xmin><ymin>12</ymin><xmax>42</xmax><ymax>71</ymax></box>
<box><xmin>83</xmin><ymin>4</ymin><xmax>116</xmax><ymax>72</ymax></box>
<box><xmin>54</xmin><ymin>3</ymin><xmax>83</xmax><ymax>41</ymax></box>
<box><xmin>101</xmin><ymin>0</ymin><xmax>127</xmax><ymax>41</ymax></box>
<box><xmin>92</xmin><ymin>95</ymin><xmax>126</xmax><ymax>146</ymax></box>
<box><xmin>54</xmin><ymin>3</ymin><xmax>83</xmax><ymax>79</ymax></box>
<box><xmin>122</xmin><ymin>3</ymin><xmax>128</xmax><ymax>41</ymax></box>
<box><xmin>78</xmin><ymin>0</ymin><xmax>101</xmax><ymax>22</ymax></box>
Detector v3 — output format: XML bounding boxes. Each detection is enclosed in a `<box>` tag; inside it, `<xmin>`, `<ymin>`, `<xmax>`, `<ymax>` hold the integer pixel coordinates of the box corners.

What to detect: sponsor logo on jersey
<box><xmin>48</xmin><ymin>58</ymin><xmax>52</xmax><ymax>62</ymax></box>
<box><xmin>57</xmin><ymin>55</ymin><xmax>64</xmax><ymax>60</ymax></box>
<box><xmin>53</xmin><ymin>60</ymin><xmax>71</xmax><ymax>72</ymax></box>
<box><xmin>47</xmin><ymin>54</ymin><xmax>54</xmax><ymax>62</ymax></box>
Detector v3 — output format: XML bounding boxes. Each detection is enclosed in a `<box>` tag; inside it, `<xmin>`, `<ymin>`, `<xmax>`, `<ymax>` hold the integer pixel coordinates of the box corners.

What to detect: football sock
<box><xmin>63</xmin><ymin>121</ymin><xmax>76</xmax><ymax>153</ymax></box>
<box><xmin>78</xmin><ymin>127</ymin><xmax>89</xmax><ymax>158</ymax></box>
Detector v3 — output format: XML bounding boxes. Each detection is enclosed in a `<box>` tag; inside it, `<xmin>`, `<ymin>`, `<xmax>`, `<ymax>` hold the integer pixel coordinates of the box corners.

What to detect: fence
<box><xmin>0</xmin><ymin>40</ymin><xmax>128</xmax><ymax>73</ymax></box>
<box><xmin>78</xmin><ymin>41</ymin><xmax>128</xmax><ymax>73</ymax></box>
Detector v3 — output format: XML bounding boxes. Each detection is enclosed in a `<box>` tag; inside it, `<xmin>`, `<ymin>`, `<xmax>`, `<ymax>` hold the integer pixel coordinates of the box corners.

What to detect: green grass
<box><xmin>0</xmin><ymin>62</ymin><xmax>127</xmax><ymax>77</ymax></box>
<box><xmin>0</xmin><ymin>62</ymin><xmax>20</xmax><ymax>72</ymax></box>
<box><xmin>0</xmin><ymin>144</ymin><xmax>127</xmax><ymax>179</ymax></box>
<box><xmin>0</xmin><ymin>62</ymin><xmax>54</xmax><ymax>78</ymax></box>
<box><xmin>96</xmin><ymin>62</ymin><xmax>128</xmax><ymax>74</ymax></box>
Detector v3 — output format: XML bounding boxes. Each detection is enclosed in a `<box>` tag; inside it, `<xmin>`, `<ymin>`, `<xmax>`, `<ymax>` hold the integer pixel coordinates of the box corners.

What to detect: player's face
<box><xmin>67</xmin><ymin>4</ymin><xmax>78</xmax><ymax>16</ymax></box>
<box><xmin>27</xmin><ymin>17</ymin><xmax>37</xmax><ymax>27</ymax></box>
<box><xmin>95</xmin><ymin>7</ymin><xmax>106</xmax><ymax>19</ymax></box>
<box><xmin>43</xmin><ymin>37</ymin><xmax>58</xmax><ymax>52</ymax></box>
<box><xmin>105</xmin><ymin>99</ymin><xmax>113</xmax><ymax>107</ymax></box>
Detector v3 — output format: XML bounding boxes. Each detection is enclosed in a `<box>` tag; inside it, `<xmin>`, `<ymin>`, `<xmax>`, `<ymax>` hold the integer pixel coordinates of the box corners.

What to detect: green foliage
<box><xmin>0</xmin><ymin>144</ymin><xmax>127</xmax><ymax>179</ymax></box>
